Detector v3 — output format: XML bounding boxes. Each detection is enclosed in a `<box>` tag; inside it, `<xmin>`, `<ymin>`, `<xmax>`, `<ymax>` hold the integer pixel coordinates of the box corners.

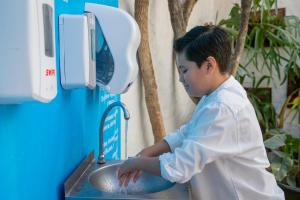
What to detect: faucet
<box><xmin>98</xmin><ymin>101</ymin><xmax>130</xmax><ymax>164</ymax></box>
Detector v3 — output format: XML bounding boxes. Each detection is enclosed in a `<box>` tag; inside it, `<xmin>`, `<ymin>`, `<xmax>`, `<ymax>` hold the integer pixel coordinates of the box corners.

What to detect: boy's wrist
<box><xmin>132</xmin><ymin>157</ymin><xmax>144</xmax><ymax>170</ymax></box>
<box><xmin>138</xmin><ymin>148</ymin><xmax>154</xmax><ymax>157</ymax></box>
<box><xmin>137</xmin><ymin>157</ymin><xmax>161</xmax><ymax>176</ymax></box>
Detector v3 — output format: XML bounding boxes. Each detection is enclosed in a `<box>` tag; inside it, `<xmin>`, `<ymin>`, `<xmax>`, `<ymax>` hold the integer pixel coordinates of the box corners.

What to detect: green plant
<box><xmin>279</xmin><ymin>88</ymin><xmax>300</xmax><ymax>128</ymax></box>
<box><xmin>248</xmin><ymin>92</ymin><xmax>277</xmax><ymax>135</ymax></box>
<box><xmin>264</xmin><ymin>128</ymin><xmax>300</xmax><ymax>187</ymax></box>
<box><xmin>263</xmin><ymin>89</ymin><xmax>300</xmax><ymax>189</ymax></box>
<box><xmin>219</xmin><ymin>0</ymin><xmax>300</xmax><ymax>84</ymax></box>
<box><xmin>239</xmin><ymin>74</ymin><xmax>277</xmax><ymax>134</ymax></box>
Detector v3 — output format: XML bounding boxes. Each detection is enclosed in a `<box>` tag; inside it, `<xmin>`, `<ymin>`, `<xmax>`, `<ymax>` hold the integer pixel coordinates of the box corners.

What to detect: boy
<box><xmin>117</xmin><ymin>25</ymin><xmax>284</xmax><ymax>200</ymax></box>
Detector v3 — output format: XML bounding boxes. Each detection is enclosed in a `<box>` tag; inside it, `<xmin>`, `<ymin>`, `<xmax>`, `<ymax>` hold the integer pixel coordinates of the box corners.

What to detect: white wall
<box><xmin>119</xmin><ymin>0</ymin><xmax>300</xmax><ymax>157</ymax></box>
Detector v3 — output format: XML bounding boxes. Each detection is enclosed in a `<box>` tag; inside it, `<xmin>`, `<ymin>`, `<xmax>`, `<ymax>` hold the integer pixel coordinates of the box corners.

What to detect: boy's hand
<box><xmin>118</xmin><ymin>158</ymin><xmax>141</xmax><ymax>187</ymax></box>
<box><xmin>118</xmin><ymin>141</ymin><xmax>169</xmax><ymax>186</ymax></box>
<box><xmin>117</xmin><ymin>149</ymin><xmax>150</xmax><ymax>187</ymax></box>
<box><xmin>131</xmin><ymin>149</ymin><xmax>153</xmax><ymax>181</ymax></box>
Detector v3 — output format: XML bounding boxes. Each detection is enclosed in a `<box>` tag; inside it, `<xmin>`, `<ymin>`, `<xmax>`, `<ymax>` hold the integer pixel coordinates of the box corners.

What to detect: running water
<box><xmin>125</xmin><ymin>119</ymin><xmax>129</xmax><ymax>159</ymax></box>
<box><xmin>118</xmin><ymin>118</ymin><xmax>129</xmax><ymax>195</ymax></box>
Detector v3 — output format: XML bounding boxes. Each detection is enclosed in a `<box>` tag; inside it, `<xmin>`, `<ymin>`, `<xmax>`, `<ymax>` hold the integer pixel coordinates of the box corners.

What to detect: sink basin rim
<box><xmin>88</xmin><ymin>161</ymin><xmax>175</xmax><ymax>195</ymax></box>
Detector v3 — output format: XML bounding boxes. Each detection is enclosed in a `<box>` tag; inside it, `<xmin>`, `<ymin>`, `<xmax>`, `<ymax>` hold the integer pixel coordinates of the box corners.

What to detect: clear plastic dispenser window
<box><xmin>59</xmin><ymin>3</ymin><xmax>141</xmax><ymax>94</ymax></box>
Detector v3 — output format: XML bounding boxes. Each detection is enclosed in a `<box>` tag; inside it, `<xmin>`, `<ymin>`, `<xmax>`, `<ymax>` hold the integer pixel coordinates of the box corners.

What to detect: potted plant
<box><xmin>264</xmin><ymin>89</ymin><xmax>300</xmax><ymax>199</ymax></box>
<box><xmin>264</xmin><ymin>128</ymin><xmax>300</xmax><ymax>200</ymax></box>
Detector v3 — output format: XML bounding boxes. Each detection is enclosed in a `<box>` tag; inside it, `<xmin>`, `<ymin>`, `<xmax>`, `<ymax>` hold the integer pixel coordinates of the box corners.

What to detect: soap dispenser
<box><xmin>0</xmin><ymin>0</ymin><xmax>57</xmax><ymax>104</ymax></box>
<box><xmin>59</xmin><ymin>13</ymin><xmax>96</xmax><ymax>89</ymax></box>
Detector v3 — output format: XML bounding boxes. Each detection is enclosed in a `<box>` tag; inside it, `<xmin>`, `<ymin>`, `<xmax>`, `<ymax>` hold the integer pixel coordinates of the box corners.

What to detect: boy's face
<box><xmin>176</xmin><ymin>52</ymin><xmax>214</xmax><ymax>97</ymax></box>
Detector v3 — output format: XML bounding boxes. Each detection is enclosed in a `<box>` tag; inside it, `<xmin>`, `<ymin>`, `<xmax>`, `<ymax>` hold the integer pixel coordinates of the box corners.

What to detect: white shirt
<box><xmin>159</xmin><ymin>76</ymin><xmax>284</xmax><ymax>200</ymax></box>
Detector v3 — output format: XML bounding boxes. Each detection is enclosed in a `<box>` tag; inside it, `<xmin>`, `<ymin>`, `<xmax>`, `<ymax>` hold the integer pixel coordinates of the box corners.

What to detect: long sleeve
<box><xmin>159</xmin><ymin>102</ymin><xmax>241</xmax><ymax>183</ymax></box>
<box><xmin>163</xmin><ymin>96</ymin><xmax>207</xmax><ymax>152</ymax></box>
<box><xmin>163</xmin><ymin>124</ymin><xmax>188</xmax><ymax>152</ymax></box>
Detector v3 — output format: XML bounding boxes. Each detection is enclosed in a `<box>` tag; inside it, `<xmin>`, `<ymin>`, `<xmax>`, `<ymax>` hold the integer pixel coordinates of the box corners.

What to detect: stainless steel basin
<box><xmin>89</xmin><ymin>163</ymin><xmax>175</xmax><ymax>195</ymax></box>
<box><xmin>65</xmin><ymin>153</ymin><xmax>191</xmax><ymax>200</ymax></box>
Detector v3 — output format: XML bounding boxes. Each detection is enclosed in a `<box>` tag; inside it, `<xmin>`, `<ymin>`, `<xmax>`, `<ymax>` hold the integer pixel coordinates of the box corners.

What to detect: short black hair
<box><xmin>174</xmin><ymin>25</ymin><xmax>232</xmax><ymax>73</ymax></box>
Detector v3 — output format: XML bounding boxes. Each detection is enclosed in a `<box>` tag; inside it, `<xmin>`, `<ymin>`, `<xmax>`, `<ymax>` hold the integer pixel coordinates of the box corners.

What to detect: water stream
<box><xmin>124</xmin><ymin>119</ymin><xmax>128</xmax><ymax>159</ymax></box>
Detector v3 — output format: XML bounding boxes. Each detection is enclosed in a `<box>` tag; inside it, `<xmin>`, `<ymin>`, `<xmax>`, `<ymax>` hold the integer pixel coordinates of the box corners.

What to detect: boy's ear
<box><xmin>206</xmin><ymin>56</ymin><xmax>218</xmax><ymax>73</ymax></box>
<box><xmin>207</xmin><ymin>62</ymin><xmax>212</xmax><ymax>70</ymax></box>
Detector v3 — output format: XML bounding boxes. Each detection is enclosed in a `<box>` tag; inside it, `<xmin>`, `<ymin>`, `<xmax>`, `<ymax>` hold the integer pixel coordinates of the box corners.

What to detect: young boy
<box><xmin>117</xmin><ymin>25</ymin><xmax>284</xmax><ymax>200</ymax></box>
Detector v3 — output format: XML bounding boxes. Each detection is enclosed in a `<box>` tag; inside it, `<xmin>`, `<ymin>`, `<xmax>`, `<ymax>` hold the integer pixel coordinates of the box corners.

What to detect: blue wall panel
<box><xmin>0</xmin><ymin>1</ymin><xmax>119</xmax><ymax>200</ymax></box>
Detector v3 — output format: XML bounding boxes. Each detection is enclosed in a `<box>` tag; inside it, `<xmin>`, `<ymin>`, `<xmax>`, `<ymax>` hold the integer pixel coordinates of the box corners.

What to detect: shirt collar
<box><xmin>195</xmin><ymin>75</ymin><xmax>235</xmax><ymax>107</ymax></box>
<box><xmin>207</xmin><ymin>75</ymin><xmax>234</xmax><ymax>97</ymax></box>
<box><xmin>196</xmin><ymin>75</ymin><xmax>235</xmax><ymax>110</ymax></box>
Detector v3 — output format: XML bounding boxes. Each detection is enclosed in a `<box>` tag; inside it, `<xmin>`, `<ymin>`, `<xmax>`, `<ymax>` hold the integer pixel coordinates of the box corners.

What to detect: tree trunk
<box><xmin>168</xmin><ymin>0</ymin><xmax>200</xmax><ymax>104</ymax></box>
<box><xmin>135</xmin><ymin>0</ymin><xmax>166</xmax><ymax>143</ymax></box>
<box><xmin>182</xmin><ymin>0</ymin><xmax>198</xmax><ymax>28</ymax></box>
<box><xmin>168</xmin><ymin>0</ymin><xmax>186</xmax><ymax>39</ymax></box>
<box><xmin>230</xmin><ymin>0</ymin><xmax>252</xmax><ymax>75</ymax></box>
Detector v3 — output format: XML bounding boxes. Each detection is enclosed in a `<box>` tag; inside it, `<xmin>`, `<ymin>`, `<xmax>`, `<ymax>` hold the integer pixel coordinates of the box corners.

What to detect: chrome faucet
<box><xmin>98</xmin><ymin>101</ymin><xmax>130</xmax><ymax>164</ymax></box>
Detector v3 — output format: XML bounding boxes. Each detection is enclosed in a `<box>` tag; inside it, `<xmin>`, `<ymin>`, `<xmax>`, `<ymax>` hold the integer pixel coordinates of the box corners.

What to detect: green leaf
<box><xmin>266</xmin><ymin>23</ymin><xmax>300</xmax><ymax>46</ymax></box>
<box><xmin>251</xmin><ymin>72</ymin><xmax>256</xmax><ymax>88</ymax></box>
<box><xmin>221</xmin><ymin>27</ymin><xmax>239</xmax><ymax>37</ymax></box>
<box><xmin>264</xmin><ymin>134</ymin><xmax>287</xmax><ymax>150</ymax></box>
<box><xmin>255</xmin><ymin>75</ymin><xmax>271</xmax><ymax>88</ymax></box>
<box><xmin>267</xmin><ymin>31</ymin><xmax>282</xmax><ymax>45</ymax></box>
<box><xmin>267</xmin><ymin>129</ymin><xmax>284</xmax><ymax>135</ymax></box>
<box><xmin>271</xmin><ymin>156</ymin><xmax>293</xmax><ymax>181</ymax></box>
<box><xmin>254</xmin><ymin>28</ymin><xmax>261</xmax><ymax>49</ymax></box>
<box><xmin>248</xmin><ymin>95</ymin><xmax>264</xmax><ymax>124</ymax></box>
<box><xmin>272</xmin><ymin>150</ymin><xmax>287</xmax><ymax>158</ymax></box>
<box><xmin>229</xmin><ymin>3</ymin><xmax>241</xmax><ymax>19</ymax></box>
<box><xmin>290</xmin><ymin>96</ymin><xmax>300</xmax><ymax>110</ymax></box>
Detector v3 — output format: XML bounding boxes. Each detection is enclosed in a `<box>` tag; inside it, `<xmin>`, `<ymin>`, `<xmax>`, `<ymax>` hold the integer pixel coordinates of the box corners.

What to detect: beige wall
<box><xmin>119</xmin><ymin>0</ymin><xmax>300</xmax><ymax>157</ymax></box>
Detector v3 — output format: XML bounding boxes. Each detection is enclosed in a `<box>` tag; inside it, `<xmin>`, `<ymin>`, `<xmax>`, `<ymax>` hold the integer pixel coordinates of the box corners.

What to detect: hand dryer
<box><xmin>59</xmin><ymin>3</ymin><xmax>141</xmax><ymax>94</ymax></box>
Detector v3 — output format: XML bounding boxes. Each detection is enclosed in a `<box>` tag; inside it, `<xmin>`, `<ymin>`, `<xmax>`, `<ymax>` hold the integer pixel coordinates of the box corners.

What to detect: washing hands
<box><xmin>117</xmin><ymin>149</ymin><xmax>149</xmax><ymax>187</ymax></box>
<box><xmin>117</xmin><ymin>156</ymin><xmax>142</xmax><ymax>187</ymax></box>
<box><xmin>117</xmin><ymin>141</ymin><xmax>170</xmax><ymax>187</ymax></box>
<box><xmin>117</xmin><ymin>147</ymin><xmax>162</xmax><ymax>187</ymax></box>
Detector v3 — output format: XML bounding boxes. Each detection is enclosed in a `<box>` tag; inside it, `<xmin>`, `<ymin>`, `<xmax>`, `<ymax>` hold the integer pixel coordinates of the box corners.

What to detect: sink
<box><xmin>89</xmin><ymin>163</ymin><xmax>175</xmax><ymax>194</ymax></box>
<box><xmin>64</xmin><ymin>152</ymin><xmax>191</xmax><ymax>199</ymax></box>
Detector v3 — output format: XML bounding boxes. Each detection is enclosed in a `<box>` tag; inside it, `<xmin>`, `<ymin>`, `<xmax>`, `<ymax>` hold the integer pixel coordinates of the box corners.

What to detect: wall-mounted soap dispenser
<box><xmin>0</xmin><ymin>0</ymin><xmax>57</xmax><ymax>104</ymax></box>
<box><xmin>85</xmin><ymin>3</ymin><xmax>141</xmax><ymax>94</ymax></box>
<box><xmin>59</xmin><ymin>4</ymin><xmax>140</xmax><ymax>94</ymax></box>
<box><xmin>59</xmin><ymin>13</ymin><xmax>96</xmax><ymax>89</ymax></box>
